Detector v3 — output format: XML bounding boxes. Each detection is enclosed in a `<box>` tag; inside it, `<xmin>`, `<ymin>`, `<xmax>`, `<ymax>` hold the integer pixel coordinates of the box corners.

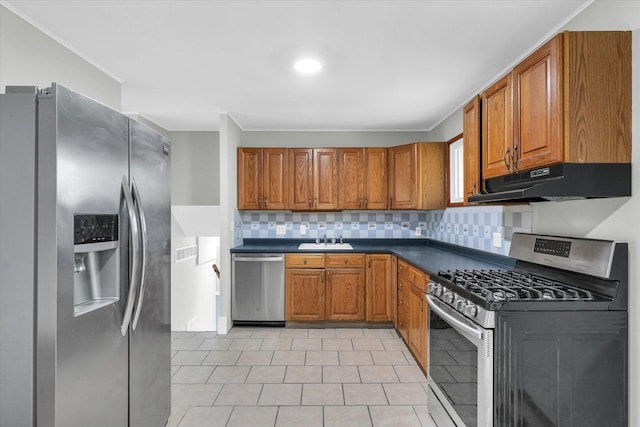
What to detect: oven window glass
<box><xmin>430</xmin><ymin>310</ymin><xmax>478</xmax><ymax>426</ymax></box>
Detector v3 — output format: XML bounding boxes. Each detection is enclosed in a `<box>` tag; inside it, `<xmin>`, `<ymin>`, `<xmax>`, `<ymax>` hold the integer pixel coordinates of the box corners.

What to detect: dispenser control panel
<box><xmin>74</xmin><ymin>214</ymin><xmax>118</xmax><ymax>244</ymax></box>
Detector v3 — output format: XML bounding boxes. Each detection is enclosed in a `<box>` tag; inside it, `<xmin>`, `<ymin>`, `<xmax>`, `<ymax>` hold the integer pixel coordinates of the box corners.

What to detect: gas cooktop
<box><xmin>437</xmin><ymin>269</ymin><xmax>597</xmax><ymax>303</ymax></box>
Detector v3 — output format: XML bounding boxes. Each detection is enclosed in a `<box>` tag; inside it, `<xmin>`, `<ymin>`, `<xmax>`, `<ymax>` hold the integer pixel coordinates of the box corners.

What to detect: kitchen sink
<box><xmin>298</xmin><ymin>242</ymin><xmax>353</xmax><ymax>250</ymax></box>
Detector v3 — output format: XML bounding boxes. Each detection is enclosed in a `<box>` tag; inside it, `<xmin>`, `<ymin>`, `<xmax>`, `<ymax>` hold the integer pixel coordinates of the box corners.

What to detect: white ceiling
<box><xmin>4</xmin><ymin>0</ymin><xmax>590</xmax><ymax>131</ymax></box>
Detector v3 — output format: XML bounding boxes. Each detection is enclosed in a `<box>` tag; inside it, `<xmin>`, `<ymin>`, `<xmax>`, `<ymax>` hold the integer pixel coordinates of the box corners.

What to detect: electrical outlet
<box><xmin>276</xmin><ymin>225</ymin><xmax>286</xmax><ymax>235</ymax></box>
<box><xmin>415</xmin><ymin>226</ymin><xmax>422</xmax><ymax>236</ymax></box>
<box><xmin>300</xmin><ymin>224</ymin><xmax>307</xmax><ymax>234</ymax></box>
<box><xmin>493</xmin><ymin>232</ymin><xmax>502</xmax><ymax>248</ymax></box>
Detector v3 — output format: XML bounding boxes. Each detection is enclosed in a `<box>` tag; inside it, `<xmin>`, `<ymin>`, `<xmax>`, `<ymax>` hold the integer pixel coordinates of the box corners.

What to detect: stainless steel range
<box><xmin>426</xmin><ymin>233</ymin><xmax>628</xmax><ymax>427</ymax></box>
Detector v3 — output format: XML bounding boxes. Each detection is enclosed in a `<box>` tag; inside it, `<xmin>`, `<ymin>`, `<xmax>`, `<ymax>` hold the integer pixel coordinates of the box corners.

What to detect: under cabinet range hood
<box><xmin>468</xmin><ymin>163</ymin><xmax>631</xmax><ymax>203</ymax></box>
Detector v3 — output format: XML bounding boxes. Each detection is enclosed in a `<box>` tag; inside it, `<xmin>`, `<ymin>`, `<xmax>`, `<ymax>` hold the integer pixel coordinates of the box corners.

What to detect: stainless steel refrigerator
<box><xmin>0</xmin><ymin>84</ymin><xmax>171</xmax><ymax>427</ymax></box>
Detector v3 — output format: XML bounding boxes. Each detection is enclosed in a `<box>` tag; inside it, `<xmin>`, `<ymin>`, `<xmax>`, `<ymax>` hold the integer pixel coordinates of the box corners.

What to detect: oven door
<box><xmin>426</xmin><ymin>295</ymin><xmax>493</xmax><ymax>427</ymax></box>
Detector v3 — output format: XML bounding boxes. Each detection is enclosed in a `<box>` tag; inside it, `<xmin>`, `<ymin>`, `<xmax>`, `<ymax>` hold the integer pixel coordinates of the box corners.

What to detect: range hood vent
<box><xmin>468</xmin><ymin>163</ymin><xmax>631</xmax><ymax>203</ymax></box>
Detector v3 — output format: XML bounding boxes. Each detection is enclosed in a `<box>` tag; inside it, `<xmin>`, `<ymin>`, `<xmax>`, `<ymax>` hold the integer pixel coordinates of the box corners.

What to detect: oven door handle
<box><xmin>427</xmin><ymin>295</ymin><xmax>483</xmax><ymax>340</ymax></box>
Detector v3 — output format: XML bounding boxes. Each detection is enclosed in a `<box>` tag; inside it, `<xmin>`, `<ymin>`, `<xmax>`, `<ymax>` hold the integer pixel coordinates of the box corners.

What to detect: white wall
<box><xmin>427</xmin><ymin>2</ymin><xmax>640</xmax><ymax>424</ymax></box>
<box><xmin>427</xmin><ymin>107</ymin><xmax>463</xmax><ymax>142</ymax></box>
<box><xmin>0</xmin><ymin>5</ymin><xmax>121</xmax><ymax>110</ymax></box>
<box><xmin>218</xmin><ymin>114</ymin><xmax>242</xmax><ymax>334</ymax></box>
<box><xmin>170</xmin><ymin>131</ymin><xmax>220</xmax><ymax>205</ymax></box>
<box><xmin>170</xmin><ymin>214</ymin><xmax>217</xmax><ymax>331</ymax></box>
<box><xmin>242</xmin><ymin>130</ymin><xmax>431</xmax><ymax>147</ymax></box>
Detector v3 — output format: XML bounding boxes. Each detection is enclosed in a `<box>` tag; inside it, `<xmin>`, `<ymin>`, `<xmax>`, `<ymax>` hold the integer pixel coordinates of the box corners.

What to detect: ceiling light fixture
<box><xmin>294</xmin><ymin>58</ymin><xmax>322</xmax><ymax>74</ymax></box>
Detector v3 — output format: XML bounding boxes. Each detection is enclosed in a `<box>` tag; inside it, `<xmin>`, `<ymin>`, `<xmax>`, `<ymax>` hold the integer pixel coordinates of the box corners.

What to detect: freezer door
<box><xmin>128</xmin><ymin>120</ymin><xmax>171</xmax><ymax>427</ymax></box>
<box><xmin>39</xmin><ymin>84</ymin><xmax>129</xmax><ymax>427</ymax></box>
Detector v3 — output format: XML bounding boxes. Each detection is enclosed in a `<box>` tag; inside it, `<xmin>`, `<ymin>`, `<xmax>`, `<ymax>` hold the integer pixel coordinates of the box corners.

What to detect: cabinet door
<box><xmin>285</xmin><ymin>269</ymin><xmax>325</xmax><ymax>321</ymax></box>
<box><xmin>419</xmin><ymin>142</ymin><xmax>447</xmax><ymax>210</ymax></box>
<box><xmin>237</xmin><ymin>148</ymin><xmax>262</xmax><ymax>209</ymax></box>
<box><xmin>397</xmin><ymin>283</ymin><xmax>409</xmax><ymax>342</ymax></box>
<box><xmin>364</xmin><ymin>148</ymin><xmax>388</xmax><ymax>209</ymax></box>
<box><xmin>262</xmin><ymin>148</ymin><xmax>288</xmax><ymax>210</ymax></box>
<box><xmin>390</xmin><ymin>256</ymin><xmax>397</xmax><ymax>328</ymax></box>
<box><xmin>463</xmin><ymin>96</ymin><xmax>481</xmax><ymax>203</ymax></box>
<box><xmin>338</xmin><ymin>148</ymin><xmax>364</xmax><ymax>209</ymax></box>
<box><xmin>366</xmin><ymin>254</ymin><xmax>391</xmax><ymax>322</ymax></box>
<box><xmin>513</xmin><ymin>35</ymin><xmax>563</xmax><ymax>171</ymax></box>
<box><xmin>288</xmin><ymin>148</ymin><xmax>313</xmax><ymax>210</ymax></box>
<box><xmin>482</xmin><ymin>75</ymin><xmax>513</xmax><ymax>179</ymax></box>
<box><xmin>314</xmin><ymin>148</ymin><xmax>338</xmax><ymax>210</ymax></box>
<box><xmin>388</xmin><ymin>143</ymin><xmax>417</xmax><ymax>209</ymax></box>
<box><xmin>408</xmin><ymin>286</ymin><xmax>427</xmax><ymax>369</ymax></box>
<box><xmin>326</xmin><ymin>269</ymin><xmax>365</xmax><ymax>321</ymax></box>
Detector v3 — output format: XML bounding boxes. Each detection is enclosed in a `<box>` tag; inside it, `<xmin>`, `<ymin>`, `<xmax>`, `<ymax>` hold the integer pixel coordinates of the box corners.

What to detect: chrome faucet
<box><xmin>339</xmin><ymin>235</ymin><xmax>343</xmax><ymax>244</ymax></box>
<box><xmin>323</xmin><ymin>234</ymin><xmax>327</xmax><ymax>245</ymax></box>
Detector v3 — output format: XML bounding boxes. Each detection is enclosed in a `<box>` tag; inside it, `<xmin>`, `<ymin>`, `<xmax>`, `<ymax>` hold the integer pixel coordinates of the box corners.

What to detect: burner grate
<box><xmin>439</xmin><ymin>269</ymin><xmax>594</xmax><ymax>303</ymax></box>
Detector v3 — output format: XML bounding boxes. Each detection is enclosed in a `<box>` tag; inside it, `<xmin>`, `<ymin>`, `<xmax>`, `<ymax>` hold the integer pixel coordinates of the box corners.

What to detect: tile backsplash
<box><xmin>239</xmin><ymin>205</ymin><xmax>532</xmax><ymax>255</ymax></box>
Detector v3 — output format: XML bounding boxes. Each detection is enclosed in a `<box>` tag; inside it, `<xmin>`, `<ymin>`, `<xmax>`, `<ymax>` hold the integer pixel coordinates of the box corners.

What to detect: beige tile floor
<box><xmin>168</xmin><ymin>327</ymin><xmax>437</xmax><ymax>427</ymax></box>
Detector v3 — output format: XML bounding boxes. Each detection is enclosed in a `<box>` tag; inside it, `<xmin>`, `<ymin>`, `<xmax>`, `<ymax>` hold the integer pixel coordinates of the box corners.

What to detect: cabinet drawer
<box><xmin>398</xmin><ymin>259</ymin><xmax>428</xmax><ymax>292</ymax></box>
<box><xmin>409</xmin><ymin>267</ymin><xmax>427</xmax><ymax>293</ymax></box>
<box><xmin>397</xmin><ymin>259</ymin><xmax>411</xmax><ymax>281</ymax></box>
<box><xmin>286</xmin><ymin>254</ymin><xmax>325</xmax><ymax>268</ymax></box>
<box><xmin>397</xmin><ymin>287</ymin><xmax>409</xmax><ymax>311</ymax></box>
<box><xmin>397</xmin><ymin>279</ymin><xmax>410</xmax><ymax>295</ymax></box>
<box><xmin>326</xmin><ymin>253</ymin><xmax>365</xmax><ymax>268</ymax></box>
<box><xmin>397</xmin><ymin>311</ymin><xmax>409</xmax><ymax>341</ymax></box>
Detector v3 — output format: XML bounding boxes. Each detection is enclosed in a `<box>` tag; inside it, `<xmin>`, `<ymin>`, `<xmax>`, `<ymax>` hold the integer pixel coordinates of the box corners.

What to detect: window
<box><xmin>448</xmin><ymin>134</ymin><xmax>464</xmax><ymax>205</ymax></box>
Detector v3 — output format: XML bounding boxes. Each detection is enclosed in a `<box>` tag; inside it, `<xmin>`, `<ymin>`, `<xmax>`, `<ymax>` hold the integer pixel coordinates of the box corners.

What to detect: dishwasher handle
<box><xmin>234</xmin><ymin>256</ymin><xmax>284</xmax><ymax>262</ymax></box>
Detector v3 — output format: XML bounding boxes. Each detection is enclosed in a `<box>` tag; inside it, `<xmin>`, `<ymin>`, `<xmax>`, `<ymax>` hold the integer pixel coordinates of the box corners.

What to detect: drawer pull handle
<box><xmin>303</xmin><ymin>259</ymin><xmax>307</xmax><ymax>265</ymax></box>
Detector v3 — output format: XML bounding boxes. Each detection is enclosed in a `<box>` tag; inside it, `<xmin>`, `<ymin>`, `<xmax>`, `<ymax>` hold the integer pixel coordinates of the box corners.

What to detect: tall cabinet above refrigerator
<box><xmin>0</xmin><ymin>84</ymin><xmax>171</xmax><ymax>427</ymax></box>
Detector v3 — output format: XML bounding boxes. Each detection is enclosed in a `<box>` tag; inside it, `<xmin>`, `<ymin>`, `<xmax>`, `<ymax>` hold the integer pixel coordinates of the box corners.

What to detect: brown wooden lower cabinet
<box><xmin>285</xmin><ymin>252</ymin><xmax>396</xmax><ymax>324</ymax></box>
<box><xmin>408</xmin><ymin>285</ymin><xmax>427</xmax><ymax>369</ymax></box>
<box><xmin>396</xmin><ymin>259</ymin><xmax>428</xmax><ymax>371</ymax></box>
<box><xmin>285</xmin><ymin>268</ymin><xmax>325</xmax><ymax>322</ymax></box>
<box><xmin>396</xmin><ymin>280</ymin><xmax>410</xmax><ymax>342</ymax></box>
<box><xmin>366</xmin><ymin>254</ymin><xmax>392</xmax><ymax>322</ymax></box>
<box><xmin>326</xmin><ymin>269</ymin><xmax>365</xmax><ymax>321</ymax></box>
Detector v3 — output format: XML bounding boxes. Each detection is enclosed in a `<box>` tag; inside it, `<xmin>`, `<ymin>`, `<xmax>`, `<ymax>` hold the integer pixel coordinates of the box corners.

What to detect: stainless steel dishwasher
<box><xmin>232</xmin><ymin>253</ymin><xmax>285</xmax><ymax>326</ymax></box>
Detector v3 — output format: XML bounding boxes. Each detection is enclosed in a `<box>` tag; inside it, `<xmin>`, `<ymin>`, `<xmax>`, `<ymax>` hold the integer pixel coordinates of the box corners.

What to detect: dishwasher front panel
<box><xmin>232</xmin><ymin>254</ymin><xmax>285</xmax><ymax>324</ymax></box>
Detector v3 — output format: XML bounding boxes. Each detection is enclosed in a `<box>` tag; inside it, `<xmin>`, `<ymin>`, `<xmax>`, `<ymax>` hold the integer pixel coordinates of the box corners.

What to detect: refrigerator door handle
<box><xmin>131</xmin><ymin>179</ymin><xmax>148</xmax><ymax>331</ymax></box>
<box><xmin>121</xmin><ymin>176</ymin><xmax>141</xmax><ymax>336</ymax></box>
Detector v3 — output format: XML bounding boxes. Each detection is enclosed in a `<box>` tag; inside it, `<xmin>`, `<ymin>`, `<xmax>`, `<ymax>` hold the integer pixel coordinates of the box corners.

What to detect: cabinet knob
<box><xmin>365</xmin><ymin>198</ymin><xmax>368</xmax><ymax>208</ymax></box>
<box><xmin>308</xmin><ymin>198</ymin><xmax>311</xmax><ymax>208</ymax></box>
<box><xmin>513</xmin><ymin>144</ymin><xmax>519</xmax><ymax>169</ymax></box>
<box><xmin>344</xmin><ymin>259</ymin><xmax>348</xmax><ymax>264</ymax></box>
<box><xmin>303</xmin><ymin>259</ymin><xmax>307</xmax><ymax>265</ymax></box>
<box><xmin>399</xmin><ymin>322</ymin><xmax>404</xmax><ymax>327</ymax></box>
<box><xmin>264</xmin><ymin>197</ymin><xmax>268</xmax><ymax>208</ymax></box>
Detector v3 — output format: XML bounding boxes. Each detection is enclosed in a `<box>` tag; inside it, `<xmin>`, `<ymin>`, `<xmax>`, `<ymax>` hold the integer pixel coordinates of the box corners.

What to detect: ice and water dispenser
<box><xmin>73</xmin><ymin>214</ymin><xmax>120</xmax><ymax>316</ymax></box>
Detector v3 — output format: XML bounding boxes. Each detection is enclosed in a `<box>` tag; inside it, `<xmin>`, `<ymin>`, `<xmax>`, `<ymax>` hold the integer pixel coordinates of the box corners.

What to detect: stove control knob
<box><xmin>427</xmin><ymin>282</ymin><xmax>434</xmax><ymax>294</ymax></box>
<box><xmin>443</xmin><ymin>292</ymin><xmax>454</xmax><ymax>304</ymax></box>
<box><xmin>455</xmin><ymin>299</ymin><xmax>466</xmax><ymax>312</ymax></box>
<box><xmin>464</xmin><ymin>304</ymin><xmax>478</xmax><ymax>318</ymax></box>
<box><xmin>434</xmin><ymin>285</ymin><xmax>443</xmax><ymax>297</ymax></box>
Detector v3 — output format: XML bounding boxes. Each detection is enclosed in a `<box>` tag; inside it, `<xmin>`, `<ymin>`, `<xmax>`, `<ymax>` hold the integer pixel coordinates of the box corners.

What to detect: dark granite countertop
<box><xmin>231</xmin><ymin>238</ymin><xmax>514</xmax><ymax>275</ymax></box>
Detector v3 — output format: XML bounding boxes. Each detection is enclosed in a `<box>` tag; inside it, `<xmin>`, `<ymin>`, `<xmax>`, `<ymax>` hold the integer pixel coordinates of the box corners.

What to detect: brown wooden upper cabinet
<box><xmin>237</xmin><ymin>147</ymin><xmax>288</xmax><ymax>209</ymax></box>
<box><xmin>338</xmin><ymin>147</ymin><xmax>388</xmax><ymax>210</ymax></box>
<box><xmin>288</xmin><ymin>148</ymin><xmax>338</xmax><ymax>210</ymax></box>
<box><xmin>482</xmin><ymin>31</ymin><xmax>631</xmax><ymax>180</ymax></box>
<box><xmin>388</xmin><ymin>142</ymin><xmax>446</xmax><ymax>210</ymax></box>
<box><xmin>463</xmin><ymin>96</ymin><xmax>481</xmax><ymax>203</ymax></box>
